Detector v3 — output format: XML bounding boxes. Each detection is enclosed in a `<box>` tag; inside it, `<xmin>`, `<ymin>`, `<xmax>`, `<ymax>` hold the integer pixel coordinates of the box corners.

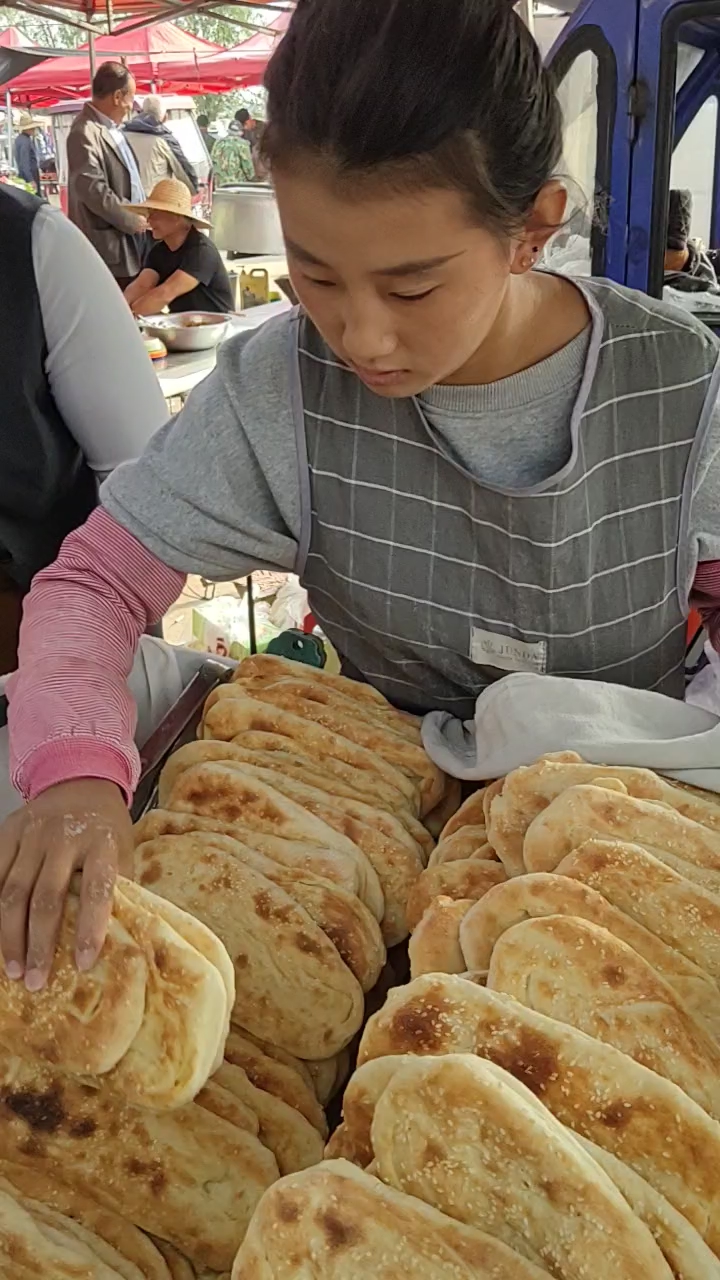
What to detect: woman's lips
<box><xmin>350</xmin><ymin>364</ymin><xmax>409</xmax><ymax>390</ymax></box>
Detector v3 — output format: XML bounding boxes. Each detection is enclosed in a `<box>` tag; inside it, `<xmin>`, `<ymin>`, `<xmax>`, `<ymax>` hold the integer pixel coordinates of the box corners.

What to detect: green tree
<box><xmin>177</xmin><ymin>5</ymin><xmax>258</xmax><ymax>49</ymax></box>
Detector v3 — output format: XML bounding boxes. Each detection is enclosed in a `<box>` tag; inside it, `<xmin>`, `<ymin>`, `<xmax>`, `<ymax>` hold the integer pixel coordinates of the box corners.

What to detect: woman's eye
<box><xmin>392</xmin><ymin>287</ymin><xmax>438</xmax><ymax>302</ymax></box>
<box><xmin>305</xmin><ymin>277</ymin><xmax>336</xmax><ymax>289</ymax></box>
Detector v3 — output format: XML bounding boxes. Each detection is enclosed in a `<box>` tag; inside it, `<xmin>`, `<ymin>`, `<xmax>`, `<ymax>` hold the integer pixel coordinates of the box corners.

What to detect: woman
<box><xmin>2</xmin><ymin>0</ymin><xmax>720</xmax><ymax>986</ymax></box>
<box><xmin>123</xmin><ymin>178</ymin><xmax>234</xmax><ymax>316</ymax></box>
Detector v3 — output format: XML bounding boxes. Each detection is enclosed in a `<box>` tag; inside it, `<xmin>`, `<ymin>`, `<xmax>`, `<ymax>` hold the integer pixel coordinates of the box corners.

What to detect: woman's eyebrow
<box><xmin>286</xmin><ymin>239</ymin><xmax>464</xmax><ymax>276</ymax></box>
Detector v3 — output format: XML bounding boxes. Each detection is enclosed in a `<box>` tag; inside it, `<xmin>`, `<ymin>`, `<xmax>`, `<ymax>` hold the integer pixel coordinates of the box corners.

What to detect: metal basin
<box><xmin>139</xmin><ymin>313</ymin><xmax>231</xmax><ymax>352</ymax></box>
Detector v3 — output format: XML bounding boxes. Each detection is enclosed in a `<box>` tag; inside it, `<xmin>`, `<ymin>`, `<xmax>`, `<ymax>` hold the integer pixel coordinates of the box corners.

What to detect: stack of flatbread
<box><xmin>0</xmin><ymin>875</ymin><xmax>289</xmax><ymax>1273</ymax></box>
<box><xmin>133</xmin><ymin>655</ymin><xmax>455</xmax><ymax>1068</ymax></box>
<box><xmin>234</xmin><ymin>1047</ymin><xmax>708</xmax><ymax>1278</ymax></box>
<box><xmin>0</xmin><ymin>876</ymin><xmax>233</xmax><ymax>1111</ymax></box>
<box><xmin>262</xmin><ymin>750</ymin><xmax>718</xmax><ymax>1275</ymax></box>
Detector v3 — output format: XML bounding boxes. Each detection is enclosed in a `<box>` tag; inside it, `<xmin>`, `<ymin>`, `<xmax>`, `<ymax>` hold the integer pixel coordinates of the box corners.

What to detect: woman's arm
<box><xmin>1</xmin><ymin>508</ymin><xmax>184</xmax><ymax>988</ymax></box>
<box><xmin>1</xmin><ymin>317</ymin><xmax>301</xmax><ymax>983</ymax></box>
<box><xmin>8</xmin><ymin>508</ymin><xmax>184</xmax><ymax>800</ymax></box>
<box><xmin>33</xmin><ymin>207</ymin><xmax>168</xmax><ymax>475</ymax></box>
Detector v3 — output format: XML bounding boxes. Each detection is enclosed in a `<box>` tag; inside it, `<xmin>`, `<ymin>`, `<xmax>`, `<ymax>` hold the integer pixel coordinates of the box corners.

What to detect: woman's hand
<box><xmin>0</xmin><ymin>780</ymin><xmax>133</xmax><ymax>990</ymax></box>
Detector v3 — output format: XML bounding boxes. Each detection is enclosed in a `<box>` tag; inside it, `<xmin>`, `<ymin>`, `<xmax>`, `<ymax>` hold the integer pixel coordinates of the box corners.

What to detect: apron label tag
<box><xmin>470</xmin><ymin>626</ymin><xmax>547</xmax><ymax>674</ymax></box>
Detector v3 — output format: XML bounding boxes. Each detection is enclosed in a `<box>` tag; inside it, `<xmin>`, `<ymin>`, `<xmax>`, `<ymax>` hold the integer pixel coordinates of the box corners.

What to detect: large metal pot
<box><xmin>211</xmin><ymin>184</ymin><xmax>284</xmax><ymax>256</ymax></box>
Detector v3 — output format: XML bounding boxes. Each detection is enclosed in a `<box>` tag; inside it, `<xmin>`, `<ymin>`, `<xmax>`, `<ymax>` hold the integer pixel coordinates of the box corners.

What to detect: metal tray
<box><xmin>131</xmin><ymin>659</ymin><xmax>233</xmax><ymax>821</ymax></box>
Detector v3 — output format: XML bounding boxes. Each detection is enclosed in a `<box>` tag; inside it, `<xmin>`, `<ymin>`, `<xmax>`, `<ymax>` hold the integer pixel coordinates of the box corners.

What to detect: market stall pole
<box><xmin>0</xmin><ymin>0</ymin><xmax>292</xmax><ymax>40</ymax></box>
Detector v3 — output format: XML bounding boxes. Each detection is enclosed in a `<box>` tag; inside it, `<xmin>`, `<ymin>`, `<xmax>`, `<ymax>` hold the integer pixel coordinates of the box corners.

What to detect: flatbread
<box><xmin>201</xmin><ymin>695</ymin><xmax>418</xmax><ymax>810</ymax></box>
<box><xmin>489</xmin><ymin>753</ymin><xmax>720</xmax><ymax>874</ymax></box>
<box><xmin>422</xmin><ymin>777</ymin><xmax>462</xmax><ymax>839</ymax></box>
<box><xmin>486</xmin><ymin>915</ymin><xmax>720</xmax><ymax>1121</ymax></box>
<box><xmin>135</xmin><ymin>807</ymin><xmax>371</xmax><ymax>904</ymax></box>
<box><xmin>0</xmin><ymin>1186</ymin><xmax>126</xmax><ymax>1279</ymax></box>
<box><xmin>195</xmin><ymin>1080</ymin><xmax>260</xmax><ymax>1136</ymax></box>
<box><xmin>523</xmin><ymin>783</ymin><xmax>720</xmax><ymax>891</ymax></box>
<box><xmin>556</xmin><ymin>839</ymin><xmax>720</xmax><ymax>983</ymax></box>
<box><xmin>204</xmin><ymin>686</ymin><xmax>444</xmax><ymax>815</ymax></box>
<box><xmin>304</xmin><ymin>1054</ymin><xmax>348</xmax><ymax>1107</ymax></box>
<box><xmin>576</xmin><ymin>1138</ymin><xmax>720</xmax><ymax>1280</ymax></box>
<box><xmin>439</xmin><ymin>787</ymin><xmax>489</xmax><ymax>840</ymax></box>
<box><xmin>133</xmin><ymin>833</ymin><xmax>364</xmax><ymax>1058</ymax></box>
<box><xmin>370</xmin><ymin>1054</ymin><xmax>672</xmax><ymax>1279</ymax></box>
<box><xmin>211</xmin><ymin>1062</ymin><xmax>325</xmax><ymax>1176</ymax></box>
<box><xmin>158</xmin><ymin>738</ymin><xmax>423</xmax><ymax>841</ymax></box>
<box><xmin>235</xmin><ymin>653</ymin><xmax>398</xmax><ymax>709</ymax></box>
<box><xmin>204</xmin><ymin>759</ymin><xmax>425</xmax><ymax>946</ymax></box>
<box><xmin>0</xmin><ymin>893</ymin><xmax>146</xmax><ymax>1079</ymax></box>
<box><xmin>229</xmin><ymin>672</ymin><xmax>423</xmax><ymax>745</ymax></box>
<box><xmin>135</xmin><ymin>822</ymin><xmax>385</xmax><ymax>994</ymax></box>
<box><xmin>239</xmin><ymin>1034</ymin><xmax>315</xmax><ymax>1094</ymax></box>
<box><xmin>0</xmin><ymin>1161</ymin><xmax>172</xmax><ymax>1280</ymax></box>
<box><xmin>324</xmin><ymin>1055</ymin><xmax>418</xmax><ymax>1167</ymax></box>
<box><xmin>165</xmin><ymin>762</ymin><xmax>384</xmax><ymax>922</ymax></box>
<box><xmin>0</xmin><ymin>1048</ymin><xmax>278</xmax><ymax>1271</ymax></box>
<box><xmin>458</xmin><ymin>871</ymin><xmax>720</xmax><ymax>1040</ymax></box>
<box><xmin>220</xmin><ymin>745</ymin><xmax>434</xmax><ymax>862</ymax></box>
<box><xmin>149</xmin><ymin>1240</ymin><xmax>195</xmax><ymax>1280</ymax></box>
<box><xmin>408</xmin><ymin>897</ymin><xmax>473</xmax><ymax>979</ymax></box>
<box><xmin>427</xmin><ymin>826</ymin><xmax>491</xmax><ymax>867</ymax></box>
<box><xmin>224</xmin><ymin>1031</ymin><xmax>327</xmax><ymax>1137</ymax></box>
<box><xmin>231</xmin><ymin>1159</ymin><xmax>555</xmax><ymax>1280</ymax></box>
<box><xmin>405</xmin><ymin>860</ymin><xmax>506</xmax><ymax>932</ymax></box>
<box><xmin>108</xmin><ymin>881</ymin><xmax>229</xmax><ymax>1110</ymax></box>
<box><xmin>358</xmin><ymin>973</ymin><xmax>720</xmax><ymax>1250</ymax></box>
<box><xmin>3</xmin><ymin>1188</ymin><xmax>147</xmax><ymax>1280</ymax></box>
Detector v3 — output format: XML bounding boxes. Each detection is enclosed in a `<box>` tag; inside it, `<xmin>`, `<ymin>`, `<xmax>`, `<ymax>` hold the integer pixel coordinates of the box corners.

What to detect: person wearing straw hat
<box><xmin>123</xmin><ymin>178</ymin><xmax>234</xmax><ymax>317</ymax></box>
<box><xmin>13</xmin><ymin>114</ymin><xmax>44</xmax><ymax>197</ymax></box>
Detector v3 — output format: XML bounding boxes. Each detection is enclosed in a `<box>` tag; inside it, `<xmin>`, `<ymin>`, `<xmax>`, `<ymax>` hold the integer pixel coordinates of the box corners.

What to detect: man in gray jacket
<box><xmin>67</xmin><ymin>61</ymin><xmax>147</xmax><ymax>288</ymax></box>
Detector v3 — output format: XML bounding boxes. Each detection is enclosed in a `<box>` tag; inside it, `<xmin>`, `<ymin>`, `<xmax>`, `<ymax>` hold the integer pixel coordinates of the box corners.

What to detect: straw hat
<box><xmin>127</xmin><ymin>178</ymin><xmax>212</xmax><ymax>228</ymax></box>
<box><xmin>17</xmin><ymin>112</ymin><xmax>44</xmax><ymax>131</ymax></box>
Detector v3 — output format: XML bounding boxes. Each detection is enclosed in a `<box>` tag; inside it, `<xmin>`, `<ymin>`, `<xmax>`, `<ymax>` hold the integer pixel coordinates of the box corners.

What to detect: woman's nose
<box><xmin>341</xmin><ymin>299</ymin><xmax>398</xmax><ymax>364</ymax></box>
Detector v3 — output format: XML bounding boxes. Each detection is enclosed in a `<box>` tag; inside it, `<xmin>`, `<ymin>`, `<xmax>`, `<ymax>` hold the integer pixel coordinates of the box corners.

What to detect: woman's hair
<box><xmin>263</xmin><ymin>0</ymin><xmax>563</xmax><ymax>235</ymax></box>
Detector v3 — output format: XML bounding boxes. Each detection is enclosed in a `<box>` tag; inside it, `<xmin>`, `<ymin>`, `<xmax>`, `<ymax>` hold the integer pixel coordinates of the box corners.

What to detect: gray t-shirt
<box><xmin>102</xmin><ymin>311</ymin><xmax>720</xmax><ymax>600</ymax></box>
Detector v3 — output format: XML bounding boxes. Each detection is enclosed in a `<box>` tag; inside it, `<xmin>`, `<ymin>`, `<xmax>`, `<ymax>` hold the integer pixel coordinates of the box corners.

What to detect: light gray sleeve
<box><xmin>32</xmin><ymin>205</ymin><xmax>169</xmax><ymax>475</ymax></box>
<box><xmin>101</xmin><ymin>312</ymin><xmax>304</xmax><ymax>581</ymax></box>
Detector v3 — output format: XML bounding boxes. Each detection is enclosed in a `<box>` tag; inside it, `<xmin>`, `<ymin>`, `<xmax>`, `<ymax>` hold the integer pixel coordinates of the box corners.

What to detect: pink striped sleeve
<box><xmin>690</xmin><ymin>560</ymin><xmax>720</xmax><ymax>652</ymax></box>
<box><xmin>7</xmin><ymin>508</ymin><xmax>185</xmax><ymax>802</ymax></box>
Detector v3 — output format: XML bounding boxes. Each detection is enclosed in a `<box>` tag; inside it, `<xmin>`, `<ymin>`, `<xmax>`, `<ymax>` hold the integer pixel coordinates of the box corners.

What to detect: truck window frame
<box><xmin>651</xmin><ymin>1</ymin><xmax>720</xmax><ymax>296</ymax></box>
<box><xmin>549</xmin><ymin>23</ymin><xmax>618</xmax><ymax>277</ymax></box>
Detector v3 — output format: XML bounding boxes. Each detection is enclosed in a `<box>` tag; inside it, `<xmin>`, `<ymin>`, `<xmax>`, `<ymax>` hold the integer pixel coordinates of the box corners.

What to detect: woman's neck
<box><xmin>443</xmin><ymin>272</ymin><xmax>591</xmax><ymax>387</ymax></box>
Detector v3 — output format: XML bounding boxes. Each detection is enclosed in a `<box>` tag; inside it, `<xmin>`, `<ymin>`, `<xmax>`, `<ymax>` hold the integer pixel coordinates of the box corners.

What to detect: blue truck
<box><xmin>547</xmin><ymin>0</ymin><xmax>720</xmax><ymax>307</ymax></box>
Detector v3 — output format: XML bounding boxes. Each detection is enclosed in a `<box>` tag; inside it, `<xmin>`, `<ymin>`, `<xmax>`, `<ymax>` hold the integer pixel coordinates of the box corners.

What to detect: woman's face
<box><xmin>274</xmin><ymin>167</ymin><xmax>520</xmax><ymax>396</ymax></box>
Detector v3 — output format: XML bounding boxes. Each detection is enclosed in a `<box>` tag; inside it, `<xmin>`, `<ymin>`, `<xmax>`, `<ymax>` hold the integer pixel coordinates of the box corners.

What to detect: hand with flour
<box><xmin>0</xmin><ymin>779</ymin><xmax>132</xmax><ymax>990</ymax></box>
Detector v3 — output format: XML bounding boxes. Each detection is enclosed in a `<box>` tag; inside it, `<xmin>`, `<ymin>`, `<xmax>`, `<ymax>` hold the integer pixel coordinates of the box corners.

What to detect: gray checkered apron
<box><xmin>291</xmin><ymin>279</ymin><xmax>720</xmax><ymax>717</ymax></box>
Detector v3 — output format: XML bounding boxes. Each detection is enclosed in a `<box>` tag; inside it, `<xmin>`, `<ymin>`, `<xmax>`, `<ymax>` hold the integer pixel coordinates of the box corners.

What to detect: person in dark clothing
<box><xmin>123</xmin><ymin>178</ymin><xmax>234</xmax><ymax>315</ymax></box>
<box><xmin>13</xmin><ymin>115</ymin><xmax>42</xmax><ymax>196</ymax></box>
<box><xmin>664</xmin><ymin>189</ymin><xmax>719</xmax><ymax>293</ymax></box>
<box><xmin>234</xmin><ymin>107</ymin><xmax>254</xmax><ymax>143</ymax></box>
<box><xmin>197</xmin><ymin>112</ymin><xmax>215</xmax><ymax>155</ymax></box>
<box><xmin>124</xmin><ymin>95</ymin><xmax>198</xmax><ymax>194</ymax></box>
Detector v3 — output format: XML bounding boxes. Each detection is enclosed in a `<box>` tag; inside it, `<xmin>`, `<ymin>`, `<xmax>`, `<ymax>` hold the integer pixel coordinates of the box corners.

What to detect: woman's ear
<box><xmin>510</xmin><ymin>181</ymin><xmax>569</xmax><ymax>275</ymax></box>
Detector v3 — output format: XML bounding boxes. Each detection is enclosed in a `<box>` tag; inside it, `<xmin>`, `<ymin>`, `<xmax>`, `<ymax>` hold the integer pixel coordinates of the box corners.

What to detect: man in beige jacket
<box><xmin>124</xmin><ymin>96</ymin><xmax>198</xmax><ymax>195</ymax></box>
<box><xmin>67</xmin><ymin>61</ymin><xmax>147</xmax><ymax>288</ymax></box>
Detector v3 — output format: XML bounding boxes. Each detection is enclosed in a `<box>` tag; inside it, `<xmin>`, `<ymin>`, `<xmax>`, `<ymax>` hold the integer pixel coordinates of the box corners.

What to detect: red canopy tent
<box><xmin>0</xmin><ymin>26</ymin><xmax>34</xmax><ymax>46</ymax></box>
<box><xmin>150</xmin><ymin>9</ymin><xmax>289</xmax><ymax>94</ymax></box>
<box><xmin>6</xmin><ymin>20</ymin><xmax>225</xmax><ymax>104</ymax></box>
